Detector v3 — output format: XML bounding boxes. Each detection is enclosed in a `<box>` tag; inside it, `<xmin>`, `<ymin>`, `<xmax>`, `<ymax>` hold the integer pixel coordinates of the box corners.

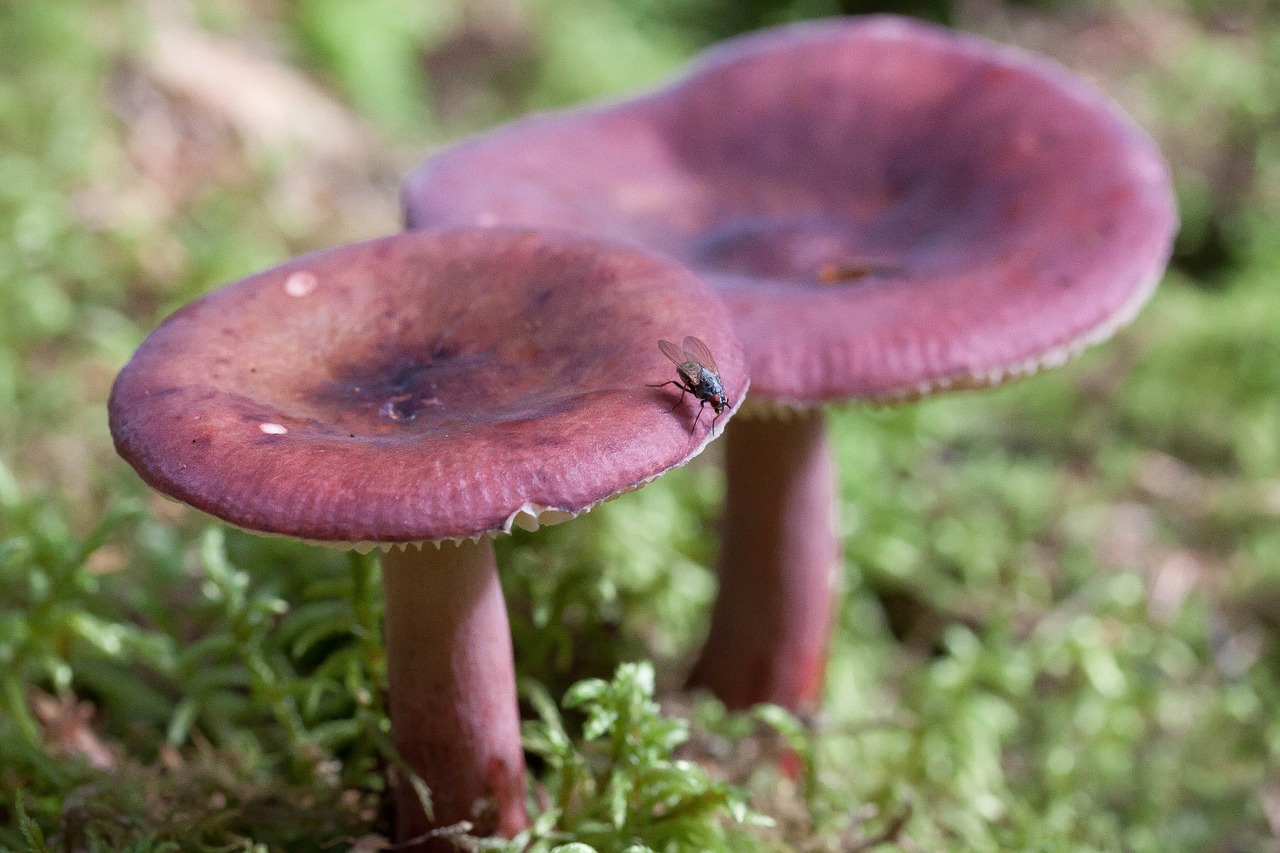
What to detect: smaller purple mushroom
<box><xmin>109</xmin><ymin>227</ymin><xmax>746</xmax><ymax>849</ymax></box>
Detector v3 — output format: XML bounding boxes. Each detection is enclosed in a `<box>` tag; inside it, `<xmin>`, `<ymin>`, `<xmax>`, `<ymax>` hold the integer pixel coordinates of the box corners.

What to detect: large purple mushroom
<box><xmin>401</xmin><ymin>16</ymin><xmax>1177</xmax><ymax>712</ymax></box>
<box><xmin>109</xmin><ymin>227</ymin><xmax>746</xmax><ymax>848</ymax></box>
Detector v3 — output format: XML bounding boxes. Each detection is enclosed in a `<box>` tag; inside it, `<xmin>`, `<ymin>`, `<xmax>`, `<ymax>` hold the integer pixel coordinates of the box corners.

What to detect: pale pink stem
<box><xmin>688</xmin><ymin>411</ymin><xmax>842</xmax><ymax>711</ymax></box>
<box><xmin>382</xmin><ymin>540</ymin><xmax>527</xmax><ymax>851</ymax></box>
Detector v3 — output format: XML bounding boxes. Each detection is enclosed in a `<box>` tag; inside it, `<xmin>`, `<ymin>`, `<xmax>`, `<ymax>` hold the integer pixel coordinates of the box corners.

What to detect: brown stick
<box><xmin>687</xmin><ymin>411</ymin><xmax>841</xmax><ymax>711</ymax></box>
<box><xmin>382</xmin><ymin>540</ymin><xmax>528</xmax><ymax>851</ymax></box>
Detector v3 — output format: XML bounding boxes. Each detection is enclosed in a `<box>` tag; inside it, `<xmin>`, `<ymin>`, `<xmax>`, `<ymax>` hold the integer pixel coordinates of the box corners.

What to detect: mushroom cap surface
<box><xmin>403</xmin><ymin>15</ymin><xmax>1177</xmax><ymax>407</ymax></box>
<box><xmin>109</xmin><ymin>228</ymin><xmax>747</xmax><ymax>544</ymax></box>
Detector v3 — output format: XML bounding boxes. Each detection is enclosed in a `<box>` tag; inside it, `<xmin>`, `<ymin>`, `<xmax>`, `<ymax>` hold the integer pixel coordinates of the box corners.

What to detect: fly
<box><xmin>649</xmin><ymin>335</ymin><xmax>729</xmax><ymax>435</ymax></box>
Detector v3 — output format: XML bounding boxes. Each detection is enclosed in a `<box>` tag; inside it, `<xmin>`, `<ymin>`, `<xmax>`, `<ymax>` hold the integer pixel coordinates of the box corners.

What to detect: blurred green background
<box><xmin>2</xmin><ymin>0</ymin><xmax>1279</xmax><ymax>850</ymax></box>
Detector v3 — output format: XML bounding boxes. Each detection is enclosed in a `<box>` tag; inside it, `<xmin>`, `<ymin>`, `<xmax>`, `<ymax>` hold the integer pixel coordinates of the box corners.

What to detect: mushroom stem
<box><xmin>688</xmin><ymin>410</ymin><xmax>841</xmax><ymax>711</ymax></box>
<box><xmin>382</xmin><ymin>539</ymin><xmax>528</xmax><ymax>850</ymax></box>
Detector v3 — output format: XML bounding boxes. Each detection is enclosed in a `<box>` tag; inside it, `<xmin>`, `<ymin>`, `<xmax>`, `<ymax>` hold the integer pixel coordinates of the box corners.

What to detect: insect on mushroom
<box><xmin>650</xmin><ymin>336</ymin><xmax>729</xmax><ymax>435</ymax></box>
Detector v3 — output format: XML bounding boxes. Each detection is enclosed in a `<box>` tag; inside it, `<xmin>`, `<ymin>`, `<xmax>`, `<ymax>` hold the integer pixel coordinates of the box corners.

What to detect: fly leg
<box><xmin>648</xmin><ymin>379</ymin><xmax>691</xmax><ymax>412</ymax></box>
<box><xmin>708</xmin><ymin>406</ymin><xmax>724</xmax><ymax>435</ymax></box>
<box><xmin>690</xmin><ymin>399</ymin><xmax>710</xmax><ymax>435</ymax></box>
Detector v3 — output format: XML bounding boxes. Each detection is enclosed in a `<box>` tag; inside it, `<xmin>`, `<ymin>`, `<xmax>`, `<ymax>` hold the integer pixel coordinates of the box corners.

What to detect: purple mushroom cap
<box><xmin>403</xmin><ymin>15</ymin><xmax>1177</xmax><ymax>406</ymax></box>
<box><xmin>109</xmin><ymin>227</ymin><xmax>748</xmax><ymax>544</ymax></box>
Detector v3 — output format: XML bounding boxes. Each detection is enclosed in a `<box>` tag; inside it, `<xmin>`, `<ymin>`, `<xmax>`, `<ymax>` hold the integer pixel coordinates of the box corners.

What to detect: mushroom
<box><xmin>400</xmin><ymin>17</ymin><xmax>1178</xmax><ymax>711</ymax></box>
<box><xmin>108</xmin><ymin>227</ymin><xmax>747</xmax><ymax>847</ymax></box>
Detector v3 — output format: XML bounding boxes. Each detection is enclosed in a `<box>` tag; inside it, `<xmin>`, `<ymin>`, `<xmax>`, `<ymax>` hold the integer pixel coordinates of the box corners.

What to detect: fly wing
<box><xmin>682</xmin><ymin>336</ymin><xmax>718</xmax><ymax>373</ymax></box>
<box><xmin>657</xmin><ymin>339</ymin><xmax>686</xmax><ymax>367</ymax></box>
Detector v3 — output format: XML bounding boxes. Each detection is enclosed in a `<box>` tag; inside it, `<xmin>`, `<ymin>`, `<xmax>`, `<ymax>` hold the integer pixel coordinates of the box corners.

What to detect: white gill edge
<box><xmin>739</xmin><ymin>265</ymin><xmax>1163</xmax><ymax>417</ymax></box>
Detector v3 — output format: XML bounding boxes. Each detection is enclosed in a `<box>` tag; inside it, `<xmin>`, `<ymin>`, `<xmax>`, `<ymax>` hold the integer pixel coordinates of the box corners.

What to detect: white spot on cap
<box><xmin>284</xmin><ymin>271</ymin><xmax>318</xmax><ymax>297</ymax></box>
<box><xmin>260</xmin><ymin>422</ymin><xmax>288</xmax><ymax>435</ymax></box>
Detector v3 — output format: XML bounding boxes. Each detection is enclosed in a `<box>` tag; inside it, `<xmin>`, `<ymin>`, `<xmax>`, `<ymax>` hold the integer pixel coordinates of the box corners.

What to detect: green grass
<box><xmin>4</xmin><ymin>0</ymin><xmax>1280</xmax><ymax>850</ymax></box>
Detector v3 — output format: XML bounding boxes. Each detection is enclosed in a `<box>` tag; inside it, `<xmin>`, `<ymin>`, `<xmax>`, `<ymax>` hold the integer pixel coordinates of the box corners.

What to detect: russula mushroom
<box><xmin>108</xmin><ymin>227</ymin><xmax>746</xmax><ymax>848</ymax></box>
<box><xmin>400</xmin><ymin>17</ymin><xmax>1177</xmax><ymax>712</ymax></box>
